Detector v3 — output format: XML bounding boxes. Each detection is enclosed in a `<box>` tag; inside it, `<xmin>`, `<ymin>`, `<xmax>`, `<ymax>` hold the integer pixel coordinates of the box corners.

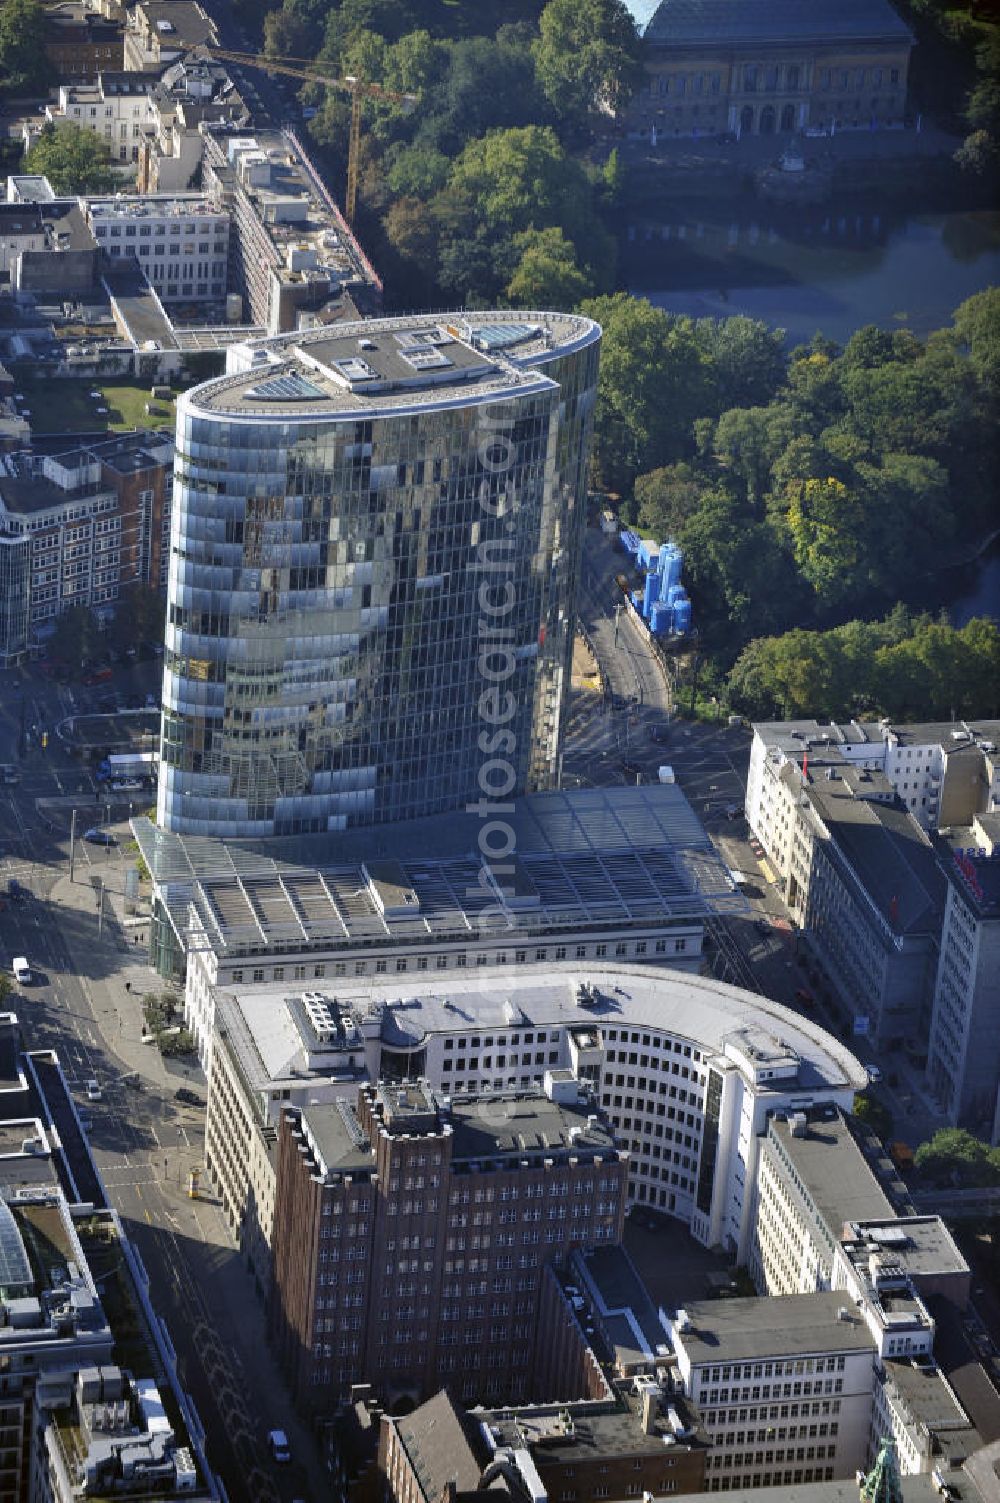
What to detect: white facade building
<box><xmin>202</xmin><ymin>960</ymin><xmax>867</xmax><ymax>1276</ymax></box>
<box><xmin>46</xmin><ymin>73</ymin><xmax>154</xmax><ymax>166</ymax></box>
<box><xmin>746</xmin><ymin>722</ymin><xmax>947</xmax><ymax>1047</ymax></box>
<box><xmin>926</xmin><ymin>817</ymin><xmax>1000</xmax><ymax>1139</ymax></box>
<box><xmin>666</xmin><ymin>1293</ymin><xmax>877</xmax><ymax>1491</ymax></box>
<box><xmin>747</xmin><ymin>718</ymin><xmax>1000</xmax><ymax>852</ymax></box>
<box><xmin>0</xmin><ymin>431</ymin><xmax>174</xmax><ymax>658</ymax></box>
<box><xmin>86</xmin><ymin>193</ymin><xmax>229</xmax><ymax>300</ymax></box>
<box><xmin>749</xmin><ymin>1107</ymin><xmax>898</xmax><ymax>1298</ymax></box>
<box><xmin>872</xmin><ymin>1358</ymin><xmax>978</xmax><ymax>1477</ymax></box>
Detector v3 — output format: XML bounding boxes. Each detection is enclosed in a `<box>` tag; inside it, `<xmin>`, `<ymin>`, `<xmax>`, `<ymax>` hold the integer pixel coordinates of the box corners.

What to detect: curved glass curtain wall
<box><xmin>158</xmin><ymin>335</ymin><xmax>598</xmax><ymax>838</ymax></box>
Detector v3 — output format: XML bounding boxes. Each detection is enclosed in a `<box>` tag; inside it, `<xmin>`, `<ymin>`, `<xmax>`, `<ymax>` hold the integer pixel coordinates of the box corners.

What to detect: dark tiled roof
<box><xmin>808</xmin><ymin>787</ymin><xmax>944</xmax><ymax>937</ymax></box>
<box><xmin>646</xmin><ymin>0</ymin><xmax>913</xmax><ymax>46</ymax></box>
<box><xmin>396</xmin><ymin>1390</ymin><xmax>486</xmax><ymax>1503</ymax></box>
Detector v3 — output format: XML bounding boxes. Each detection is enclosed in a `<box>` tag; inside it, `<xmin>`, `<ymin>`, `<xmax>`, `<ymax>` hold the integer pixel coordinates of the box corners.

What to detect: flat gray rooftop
<box><xmin>187</xmin><ymin>310</ymin><xmax>598</xmax><ymax>419</ymax></box>
<box><xmin>102</xmin><ymin>262</ymin><xmax>177</xmax><ymax>349</ymax></box>
<box><xmin>226</xmin><ymin>963</ymin><xmax>868</xmax><ymax>1097</ymax></box>
<box><xmin>769</xmin><ymin>1109</ymin><xmax>895</xmax><ymax>1242</ymax></box>
<box><xmin>846</xmin><ymin>1217</ymin><xmax>969</xmax><ymax>1279</ymax></box>
<box><xmin>448</xmin><ymin>1093</ymin><xmax>617</xmax><ymax>1162</ymax></box>
<box><xmin>300</xmin><ymin>1098</ymin><xmax>372</xmax><ymax>1179</ymax></box>
<box><xmin>675</xmin><ymin>1291</ymin><xmax>876</xmax><ymax>1363</ymax></box>
<box><xmin>576</xmin><ymin>1244</ymin><xmax>667</xmax><ymax>1371</ymax></box>
<box><xmin>884</xmin><ymin>1357</ymin><xmax>974</xmax><ymax>1433</ymax></box>
<box><xmin>484</xmin><ymin>1394</ymin><xmax>704</xmax><ymax>1460</ymax></box>
<box><xmin>301</xmin><ymin>1086</ymin><xmax>617</xmax><ymax>1178</ymax></box>
<box><xmin>754</xmin><ymin>717</ymin><xmax>1000</xmax><ymax>756</ymax></box>
<box><xmin>805</xmin><ymin>782</ymin><xmax>944</xmax><ymax>937</ymax></box>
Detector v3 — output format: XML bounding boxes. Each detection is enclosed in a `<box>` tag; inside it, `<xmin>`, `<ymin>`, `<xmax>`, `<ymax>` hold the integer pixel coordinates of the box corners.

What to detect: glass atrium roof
<box><xmin>0</xmin><ymin>1199</ymin><xmax>32</xmax><ymax>1297</ymax></box>
<box><xmin>246</xmin><ymin>373</ymin><xmax>327</xmax><ymax>402</ymax></box>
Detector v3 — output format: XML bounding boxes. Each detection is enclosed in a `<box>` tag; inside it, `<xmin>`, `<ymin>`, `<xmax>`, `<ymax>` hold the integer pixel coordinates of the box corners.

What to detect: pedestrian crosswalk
<box><xmin>563</xmin><ymin>687</ymin><xmax>613</xmax><ymax>760</ymax></box>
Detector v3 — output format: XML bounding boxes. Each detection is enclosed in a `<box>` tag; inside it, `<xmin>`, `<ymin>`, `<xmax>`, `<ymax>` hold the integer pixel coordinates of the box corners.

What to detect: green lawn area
<box><xmin>13</xmin><ymin>376</ymin><xmax>176</xmax><ymax>436</ymax></box>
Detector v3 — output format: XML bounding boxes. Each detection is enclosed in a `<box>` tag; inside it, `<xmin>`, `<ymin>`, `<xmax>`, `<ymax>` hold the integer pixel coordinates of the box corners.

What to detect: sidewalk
<box><xmin>50</xmin><ymin>867</ymin><xmax>173</xmax><ymax>1092</ymax></box>
<box><xmin>49</xmin><ymin>864</ymin><xmax>327</xmax><ymax>1493</ymax></box>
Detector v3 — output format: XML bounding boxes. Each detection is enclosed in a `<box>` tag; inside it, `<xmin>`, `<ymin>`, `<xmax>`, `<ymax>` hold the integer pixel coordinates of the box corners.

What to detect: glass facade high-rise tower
<box><xmin>158</xmin><ymin>312</ymin><xmax>601</xmax><ymax>838</ymax></box>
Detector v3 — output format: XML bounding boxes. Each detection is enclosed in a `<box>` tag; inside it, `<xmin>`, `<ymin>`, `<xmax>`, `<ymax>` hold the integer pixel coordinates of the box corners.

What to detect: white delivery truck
<box><xmin>12</xmin><ymin>957</ymin><xmax>31</xmax><ymax>985</ymax></box>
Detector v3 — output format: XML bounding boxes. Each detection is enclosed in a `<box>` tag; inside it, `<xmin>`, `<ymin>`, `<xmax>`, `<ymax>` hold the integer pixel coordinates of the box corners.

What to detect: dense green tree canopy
<box><xmin>634</xmin><ymin>463</ymin><xmax>704</xmax><ymax>540</ymax></box>
<box><xmin>694</xmin><ymin>315</ymin><xmax>787</xmax><ymax>411</ymax></box>
<box><xmin>602</xmin><ymin>290</ymin><xmax>998</xmax><ymax>709</ymax></box>
<box><xmin>532</xmin><ymin>0</ymin><xmax>641</xmax><ymax>131</ymax></box>
<box><xmin>505</xmin><ymin>226</ymin><xmax>590</xmax><ymax>310</ymax></box>
<box><xmin>581</xmin><ymin>294</ymin><xmax>714</xmax><ymax>490</ymax></box>
<box><xmin>25</xmin><ymin>123</ymin><xmax>117</xmax><ymax>194</ymax></box>
<box><xmin>953</xmin><ymin>285</ymin><xmax>1000</xmax><ymax>389</ymax></box>
<box><xmin>0</xmin><ymin>0</ymin><xmax>48</xmax><ymax>95</ymax></box>
<box><xmin>728</xmin><ymin>613</ymin><xmax>1000</xmax><ymax>721</ymax></box>
<box><xmin>914</xmin><ymin>1128</ymin><xmax>1000</xmax><ymax>1186</ymax></box>
<box><xmin>429</xmin><ymin>126</ymin><xmax>614</xmax><ymax>304</ymax></box>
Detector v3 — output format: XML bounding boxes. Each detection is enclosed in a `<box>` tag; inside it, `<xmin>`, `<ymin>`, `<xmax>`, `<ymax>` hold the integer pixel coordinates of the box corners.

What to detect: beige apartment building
<box><xmin>627</xmin><ymin>0</ymin><xmax>913</xmax><ymax>140</ymax></box>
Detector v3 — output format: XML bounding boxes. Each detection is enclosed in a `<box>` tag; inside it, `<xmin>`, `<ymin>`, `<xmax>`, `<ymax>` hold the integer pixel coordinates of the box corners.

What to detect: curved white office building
<box><xmin>205</xmin><ymin>961</ymin><xmax>869</xmax><ymax>1265</ymax></box>
<box><xmin>158</xmin><ymin>312</ymin><xmax>601</xmax><ymax>837</ymax></box>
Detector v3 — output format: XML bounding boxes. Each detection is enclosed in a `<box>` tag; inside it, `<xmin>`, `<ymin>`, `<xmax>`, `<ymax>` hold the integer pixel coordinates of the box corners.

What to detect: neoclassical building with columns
<box><xmin>626</xmin><ymin>0</ymin><xmax>914</xmax><ymax>140</ymax></box>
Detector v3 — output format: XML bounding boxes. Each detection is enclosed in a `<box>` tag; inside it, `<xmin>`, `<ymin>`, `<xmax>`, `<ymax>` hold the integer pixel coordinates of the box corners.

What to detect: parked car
<box><xmin>83</xmin><ymin>667</ymin><xmax>113</xmax><ymax>686</ymax></box>
<box><xmin>83</xmin><ymin>828</ymin><xmax>116</xmax><ymax>846</ymax></box>
<box><xmin>174</xmin><ymin>1087</ymin><xmax>204</xmax><ymax>1109</ymax></box>
<box><xmin>867</xmin><ymin>1065</ymin><xmax>883</xmax><ymax>1085</ymax></box>
<box><xmin>268</xmin><ymin>1430</ymin><xmax>291</xmax><ymax>1464</ymax></box>
<box><xmin>12</xmin><ymin>957</ymin><xmax>32</xmax><ymax>984</ymax></box>
<box><xmin>0</xmin><ymin>765</ymin><xmax>19</xmax><ymax>785</ymax></box>
<box><xmin>7</xmin><ymin>880</ymin><xmax>30</xmax><ymax>903</ymax></box>
<box><xmin>85</xmin><ymin>1079</ymin><xmax>102</xmax><ymax>1101</ymax></box>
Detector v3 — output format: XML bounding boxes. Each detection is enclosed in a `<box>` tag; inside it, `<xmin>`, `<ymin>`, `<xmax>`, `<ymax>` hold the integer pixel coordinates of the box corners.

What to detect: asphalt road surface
<box><xmin>0</xmin><ymin>658</ymin><xmax>317</xmax><ymax>1501</ymax></box>
<box><xmin>0</xmin><ymin>884</ymin><xmax>301</xmax><ymax>1501</ymax></box>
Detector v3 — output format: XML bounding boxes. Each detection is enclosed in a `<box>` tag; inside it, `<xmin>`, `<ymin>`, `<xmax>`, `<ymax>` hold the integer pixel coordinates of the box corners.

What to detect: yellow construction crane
<box><xmin>207</xmin><ymin>48</ymin><xmax>416</xmax><ymax>222</ymax></box>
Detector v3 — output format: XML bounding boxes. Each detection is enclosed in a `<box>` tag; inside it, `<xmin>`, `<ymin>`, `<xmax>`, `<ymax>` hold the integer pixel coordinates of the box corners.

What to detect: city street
<box><xmin>0</xmin><ymin>660</ymin><xmax>320</xmax><ymax>1503</ymax></box>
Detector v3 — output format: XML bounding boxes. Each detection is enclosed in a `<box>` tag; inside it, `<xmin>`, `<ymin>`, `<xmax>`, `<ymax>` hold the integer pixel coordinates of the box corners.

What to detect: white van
<box><xmin>12</xmin><ymin>958</ymin><xmax>31</xmax><ymax>985</ymax></box>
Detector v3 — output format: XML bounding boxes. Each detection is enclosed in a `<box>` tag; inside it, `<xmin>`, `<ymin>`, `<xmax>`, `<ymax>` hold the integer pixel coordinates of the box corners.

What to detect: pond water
<box><xmin>628</xmin><ymin>205</ymin><xmax>1000</xmax><ymax>347</ymax></box>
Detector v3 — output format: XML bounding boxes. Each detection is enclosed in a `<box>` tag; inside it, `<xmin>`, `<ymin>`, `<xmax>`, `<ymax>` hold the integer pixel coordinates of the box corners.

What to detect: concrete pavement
<box><xmin>23</xmin><ymin>853</ymin><xmax>325</xmax><ymax>1502</ymax></box>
